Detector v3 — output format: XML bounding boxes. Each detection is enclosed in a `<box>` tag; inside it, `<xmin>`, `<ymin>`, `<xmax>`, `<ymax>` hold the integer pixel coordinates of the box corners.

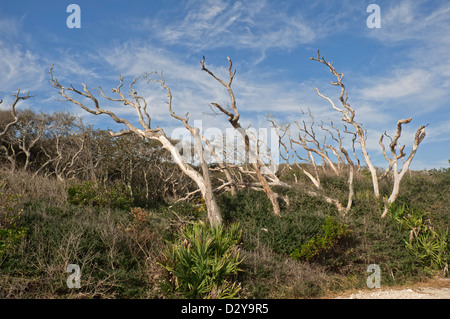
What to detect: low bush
<box><xmin>219</xmin><ymin>189</ymin><xmax>332</xmax><ymax>255</ymax></box>
<box><xmin>1</xmin><ymin>168</ymin><xmax>448</xmax><ymax>299</ymax></box>
<box><xmin>388</xmin><ymin>203</ymin><xmax>449</xmax><ymax>274</ymax></box>
<box><xmin>290</xmin><ymin>215</ymin><xmax>352</xmax><ymax>262</ymax></box>
<box><xmin>0</xmin><ymin>201</ymin><xmax>154</xmax><ymax>298</ymax></box>
<box><xmin>0</xmin><ymin>170</ymin><xmax>67</xmax><ymax>206</ymax></box>
<box><xmin>158</xmin><ymin>221</ymin><xmax>243</xmax><ymax>299</ymax></box>
<box><xmin>238</xmin><ymin>245</ymin><xmax>334</xmax><ymax>299</ymax></box>
<box><xmin>68</xmin><ymin>181</ymin><xmax>133</xmax><ymax>210</ymax></box>
<box><xmin>0</xmin><ymin>184</ymin><xmax>27</xmax><ymax>259</ymax></box>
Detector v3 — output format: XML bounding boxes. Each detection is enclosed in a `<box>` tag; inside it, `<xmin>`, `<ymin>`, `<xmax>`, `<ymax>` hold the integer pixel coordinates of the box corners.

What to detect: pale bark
<box><xmin>340</xmin><ymin>147</ymin><xmax>355</xmax><ymax>215</ymax></box>
<box><xmin>200</xmin><ymin>132</ymin><xmax>237</xmax><ymax>196</ymax></box>
<box><xmin>379</xmin><ymin>119</ymin><xmax>426</xmax><ymax>217</ymax></box>
<box><xmin>0</xmin><ymin>89</ymin><xmax>31</xmax><ymax>137</ymax></box>
<box><xmin>271</xmin><ymin>114</ymin><xmax>355</xmax><ymax>215</ymax></box>
<box><xmin>310</xmin><ymin>51</ymin><xmax>426</xmax><ymax>217</ymax></box>
<box><xmin>201</xmin><ymin>56</ymin><xmax>282</xmax><ymax>216</ymax></box>
<box><xmin>311</xmin><ymin>52</ymin><xmax>380</xmax><ymax>198</ymax></box>
<box><xmin>0</xmin><ymin>89</ymin><xmax>32</xmax><ymax>171</ymax></box>
<box><xmin>50</xmin><ymin>65</ymin><xmax>223</xmax><ymax>227</ymax></box>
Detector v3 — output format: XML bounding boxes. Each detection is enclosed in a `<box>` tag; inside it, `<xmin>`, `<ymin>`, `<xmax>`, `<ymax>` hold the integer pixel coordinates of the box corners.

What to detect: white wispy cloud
<box><xmin>1</xmin><ymin>1</ymin><xmax>447</xmax><ymax>169</ymax></box>
<box><xmin>0</xmin><ymin>16</ymin><xmax>46</xmax><ymax>99</ymax></box>
<box><xmin>358</xmin><ymin>68</ymin><xmax>435</xmax><ymax>101</ymax></box>
<box><xmin>355</xmin><ymin>0</ymin><xmax>450</xmax><ymax>123</ymax></box>
<box><xmin>424</xmin><ymin>120</ymin><xmax>450</xmax><ymax>144</ymax></box>
<box><xmin>0</xmin><ymin>15</ymin><xmax>26</xmax><ymax>39</ymax></box>
<box><xmin>49</xmin><ymin>50</ymin><xmax>103</xmax><ymax>82</ymax></box>
<box><xmin>369</xmin><ymin>1</ymin><xmax>450</xmax><ymax>44</ymax></box>
<box><xmin>98</xmin><ymin>41</ymin><xmax>348</xmax><ymax>132</ymax></box>
<box><xmin>140</xmin><ymin>0</ymin><xmax>317</xmax><ymax>56</ymax></box>
<box><xmin>0</xmin><ymin>42</ymin><xmax>46</xmax><ymax>92</ymax></box>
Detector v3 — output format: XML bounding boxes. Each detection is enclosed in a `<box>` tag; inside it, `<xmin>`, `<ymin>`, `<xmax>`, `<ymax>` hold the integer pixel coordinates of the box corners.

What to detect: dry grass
<box><xmin>0</xmin><ymin>169</ymin><xmax>67</xmax><ymax>206</ymax></box>
<box><xmin>238</xmin><ymin>245</ymin><xmax>335</xmax><ymax>298</ymax></box>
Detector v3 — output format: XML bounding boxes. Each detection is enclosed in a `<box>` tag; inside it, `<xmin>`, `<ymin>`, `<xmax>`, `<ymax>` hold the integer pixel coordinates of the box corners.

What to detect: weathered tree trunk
<box><xmin>357</xmin><ymin>127</ymin><xmax>380</xmax><ymax>198</ymax></box>
<box><xmin>194</xmin><ymin>128</ymin><xmax>222</xmax><ymax>226</ymax></box>
<box><xmin>50</xmin><ymin>65</ymin><xmax>224</xmax><ymax>227</ymax></box>
<box><xmin>201</xmin><ymin>56</ymin><xmax>282</xmax><ymax>217</ymax></box>
<box><xmin>380</xmin><ymin>122</ymin><xmax>426</xmax><ymax>217</ymax></box>
<box><xmin>244</xmin><ymin>134</ymin><xmax>281</xmax><ymax>216</ymax></box>
<box><xmin>157</xmin><ymin>133</ymin><xmax>223</xmax><ymax>226</ymax></box>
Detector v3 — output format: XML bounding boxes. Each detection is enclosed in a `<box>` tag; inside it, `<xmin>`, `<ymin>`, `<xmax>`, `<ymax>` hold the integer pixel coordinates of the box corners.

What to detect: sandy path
<box><xmin>332</xmin><ymin>278</ymin><xmax>450</xmax><ymax>299</ymax></box>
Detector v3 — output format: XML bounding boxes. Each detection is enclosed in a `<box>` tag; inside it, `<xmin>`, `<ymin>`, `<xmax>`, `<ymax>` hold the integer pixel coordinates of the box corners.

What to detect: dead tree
<box><xmin>34</xmin><ymin>113</ymin><xmax>86</xmax><ymax>181</ymax></box>
<box><xmin>13</xmin><ymin>111</ymin><xmax>50</xmax><ymax>171</ymax></box>
<box><xmin>1</xmin><ymin>108</ymin><xmax>47</xmax><ymax>172</ymax></box>
<box><xmin>200</xmin><ymin>56</ymin><xmax>284</xmax><ymax>216</ymax></box>
<box><xmin>0</xmin><ymin>89</ymin><xmax>32</xmax><ymax>137</ymax></box>
<box><xmin>379</xmin><ymin>118</ymin><xmax>426</xmax><ymax>217</ymax></box>
<box><xmin>310</xmin><ymin>52</ymin><xmax>380</xmax><ymax>199</ymax></box>
<box><xmin>0</xmin><ymin>89</ymin><xmax>32</xmax><ymax>170</ymax></box>
<box><xmin>271</xmin><ymin>112</ymin><xmax>356</xmax><ymax>215</ymax></box>
<box><xmin>310</xmin><ymin>51</ymin><xmax>426</xmax><ymax>217</ymax></box>
<box><xmin>50</xmin><ymin>66</ymin><xmax>222</xmax><ymax>227</ymax></box>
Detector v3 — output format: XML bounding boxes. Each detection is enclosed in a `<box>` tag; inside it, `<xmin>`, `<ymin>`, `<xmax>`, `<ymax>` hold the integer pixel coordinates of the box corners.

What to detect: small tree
<box><xmin>378</xmin><ymin>118</ymin><xmax>426</xmax><ymax>217</ymax></box>
<box><xmin>34</xmin><ymin>112</ymin><xmax>86</xmax><ymax>181</ymax></box>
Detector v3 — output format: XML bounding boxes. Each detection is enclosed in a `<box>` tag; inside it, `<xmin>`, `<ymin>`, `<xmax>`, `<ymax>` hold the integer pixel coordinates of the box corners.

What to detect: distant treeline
<box><xmin>0</xmin><ymin>109</ymin><xmax>195</xmax><ymax>206</ymax></box>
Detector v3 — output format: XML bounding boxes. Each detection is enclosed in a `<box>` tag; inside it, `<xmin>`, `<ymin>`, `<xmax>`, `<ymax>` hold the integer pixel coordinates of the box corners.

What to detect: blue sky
<box><xmin>1</xmin><ymin>0</ymin><xmax>449</xmax><ymax>170</ymax></box>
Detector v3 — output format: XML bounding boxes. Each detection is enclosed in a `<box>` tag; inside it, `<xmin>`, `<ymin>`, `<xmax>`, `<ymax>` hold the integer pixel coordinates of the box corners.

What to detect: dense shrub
<box><xmin>158</xmin><ymin>221</ymin><xmax>243</xmax><ymax>299</ymax></box>
<box><xmin>0</xmin><ymin>185</ymin><xmax>26</xmax><ymax>259</ymax></box>
<box><xmin>388</xmin><ymin>203</ymin><xmax>449</xmax><ymax>274</ymax></box>
<box><xmin>68</xmin><ymin>181</ymin><xmax>133</xmax><ymax>210</ymax></box>
<box><xmin>291</xmin><ymin>215</ymin><xmax>352</xmax><ymax>261</ymax></box>
<box><xmin>0</xmin><ymin>170</ymin><xmax>67</xmax><ymax>206</ymax></box>
<box><xmin>219</xmin><ymin>189</ymin><xmax>332</xmax><ymax>255</ymax></box>
<box><xmin>1</xmin><ymin>167</ymin><xmax>449</xmax><ymax>299</ymax></box>
<box><xmin>237</xmin><ymin>246</ymin><xmax>333</xmax><ymax>298</ymax></box>
<box><xmin>0</xmin><ymin>200</ymin><xmax>157</xmax><ymax>298</ymax></box>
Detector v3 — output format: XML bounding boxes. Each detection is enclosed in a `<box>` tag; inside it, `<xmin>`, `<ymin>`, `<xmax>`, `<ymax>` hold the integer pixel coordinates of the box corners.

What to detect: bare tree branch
<box><xmin>310</xmin><ymin>51</ymin><xmax>426</xmax><ymax>217</ymax></box>
<box><xmin>380</xmin><ymin>120</ymin><xmax>427</xmax><ymax>217</ymax></box>
<box><xmin>50</xmin><ymin>64</ymin><xmax>223</xmax><ymax>226</ymax></box>
<box><xmin>0</xmin><ymin>89</ymin><xmax>32</xmax><ymax>137</ymax></box>
<box><xmin>311</xmin><ymin>51</ymin><xmax>379</xmax><ymax>198</ymax></box>
<box><xmin>201</xmin><ymin>56</ymin><xmax>283</xmax><ymax>216</ymax></box>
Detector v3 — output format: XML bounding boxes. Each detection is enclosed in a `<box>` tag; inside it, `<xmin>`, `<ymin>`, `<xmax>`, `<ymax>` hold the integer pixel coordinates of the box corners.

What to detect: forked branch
<box><xmin>311</xmin><ymin>51</ymin><xmax>379</xmax><ymax>198</ymax></box>
<box><xmin>201</xmin><ymin>56</ymin><xmax>283</xmax><ymax>216</ymax></box>
<box><xmin>0</xmin><ymin>89</ymin><xmax>32</xmax><ymax>137</ymax></box>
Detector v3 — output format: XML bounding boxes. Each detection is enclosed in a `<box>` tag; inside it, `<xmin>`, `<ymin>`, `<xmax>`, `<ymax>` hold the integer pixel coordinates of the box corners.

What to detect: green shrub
<box><xmin>291</xmin><ymin>215</ymin><xmax>351</xmax><ymax>261</ymax></box>
<box><xmin>0</xmin><ymin>184</ymin><xmax>27</xmax><ymax>259</ymax></box>
<box><xmin>219</xmin><ymin>189</ymin><xmax>329</xmax><ymax>254</ymax></box>
<box><xmin>388</xmin><ymin>203</ymin><xmax>449</xmax><ymax>274</ymax></box>
<box><xmin>68</xmin><ymin>181</ymin><xmax>133</xmax><ymax>210</ymax></box>
<box><xmin>1</xmin><ymin>200</ymin><xmax>154</xmax><ymax>298</ymax></box>
<box><xmin>158</xmin><ymin>221</ymin><xmax>243</xmax><ymax>299</ymax></box>
<box><xmin>67</xmin><ymin>181</ymin><xmax>97</xmax><ymax>205</ymax></box>
<box><xmin>406</xmin><ymin>229</ymin><xmax>448</xmax><ymax>272</ymax></box>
